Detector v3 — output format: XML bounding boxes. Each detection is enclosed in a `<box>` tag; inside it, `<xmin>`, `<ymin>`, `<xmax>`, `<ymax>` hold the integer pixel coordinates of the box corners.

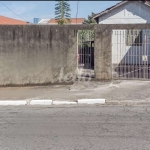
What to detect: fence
<box><xmin>112</xmin><ymin>29</ymin><xmax>150</xmax><ymax>79</ymax></box>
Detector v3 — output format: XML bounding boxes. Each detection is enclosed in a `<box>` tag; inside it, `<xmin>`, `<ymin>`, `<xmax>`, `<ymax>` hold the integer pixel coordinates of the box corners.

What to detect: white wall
<box><xmin>99</xmin><ymin>1</ymin><xmax>150</xmax><ymax>24</ymax></box>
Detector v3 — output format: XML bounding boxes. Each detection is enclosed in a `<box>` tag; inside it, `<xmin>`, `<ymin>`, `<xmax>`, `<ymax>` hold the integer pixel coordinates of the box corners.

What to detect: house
<box><xmin>93</xmin><ymin>1</ymin><xmax>150</xmax><ymax>79</ymax></box>
<box><xmin>33</xmin><ymin>18</ymin><xmax>41</xmax><ymax>24</ymax></box>
<box><xmin>37</xmin><ymin>19</ymin><xmax>50</xmax><ymax>24</ymax></box>
<box><xmin>0</xmin><ymin>15</ymin><xmax>28</xmax><ymax>25</ymax></box>
<box><xmin>33</xmin><ymin>18</ymin><xmax>50</xmax><ymax>24</ymax></box>
<box><xmin>49</xmin><ymin>18</ymin><xmax>85</xmax><ymax>25</ymax></box>
<box><xmin>93</xmin><ymin>0</ymin><xmax>150</xmax><ymax>24</ymax></box>
<box><xmin>33</xmin><ymin>18</ymin><xmax>85</xmax><ymax>25</ymax></box>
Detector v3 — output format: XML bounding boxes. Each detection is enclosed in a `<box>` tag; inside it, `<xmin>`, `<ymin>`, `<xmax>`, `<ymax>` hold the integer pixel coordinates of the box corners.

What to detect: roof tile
<box><xmin>0</xmin><ymin>15</ymin><xmax>27</xmax><ymax>25</ymax></box>
<box><xmin>49</xmin><ymin>18</ymin><xmax>85</xmax><ymax>24</ymax></box>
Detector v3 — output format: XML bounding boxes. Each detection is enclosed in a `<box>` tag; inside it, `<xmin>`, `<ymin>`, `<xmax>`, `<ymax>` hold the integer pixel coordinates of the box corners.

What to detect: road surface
<box><xmin>1</xmin><ymin>105</ymin><xmax>150</xmax><ymax>150</ymax></box>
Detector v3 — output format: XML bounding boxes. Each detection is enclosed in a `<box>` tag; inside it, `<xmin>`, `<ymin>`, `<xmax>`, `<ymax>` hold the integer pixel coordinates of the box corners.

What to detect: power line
<box><xmin>0</xmin><ymin>2</ymin><xmax>29</xmax><ymax>22</ymax></box>
<box><xmin>76</xmin><ymin>1</ymin><xmax>79</xmax><ymax>24</ymax></box>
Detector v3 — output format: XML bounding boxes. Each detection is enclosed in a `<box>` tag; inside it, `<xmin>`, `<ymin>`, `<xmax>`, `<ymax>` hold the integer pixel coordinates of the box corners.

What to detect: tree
<box><xmin>78</xmin><ymin>30</ymin><xmax>94</xmax><ymax>43</ymax></box>
<box><xmin>55</xmin><ymin>0</ymin><xmax>71</xmax><ymax>25</ymax></box>
<box><xmin>78</xmin><ymin>12</ymin><xmax>96</xmax><ymax>43</ymax></box>
<box><xmin>83</xmin><ymin>12</ymin><xmax>97</xmax><ymax>24</ymax></box>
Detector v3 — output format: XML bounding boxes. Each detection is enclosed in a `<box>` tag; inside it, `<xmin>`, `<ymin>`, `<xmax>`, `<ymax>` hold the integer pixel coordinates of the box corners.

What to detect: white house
<box><xmin>94</xmin><ymin>1</ymin><xmax>150</xmax><ymax>79</ymax></box>
<box><xmin>93</xmin><ymin>0</ymin><xmax>150</xmax><ymax>24</ymax></box>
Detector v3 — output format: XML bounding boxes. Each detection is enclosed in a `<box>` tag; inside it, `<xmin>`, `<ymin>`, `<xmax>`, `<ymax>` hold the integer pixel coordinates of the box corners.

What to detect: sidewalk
<box><xmin>0</xmin><ymin>80</ymin><xmax>149</xmax><ymax>105</ymax></box>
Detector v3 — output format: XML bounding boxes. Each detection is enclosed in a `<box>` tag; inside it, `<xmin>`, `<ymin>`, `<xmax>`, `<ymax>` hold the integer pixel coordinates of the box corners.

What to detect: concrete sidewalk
<box><xmin>0</xmin><ymin>80</ymin><xmax>149</xmax><ymax>105</ymax></box>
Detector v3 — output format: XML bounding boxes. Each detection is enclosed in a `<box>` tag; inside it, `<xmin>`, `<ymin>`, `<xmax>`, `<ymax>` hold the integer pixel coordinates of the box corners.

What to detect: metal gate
<box><xmin>77</xmin><ymin>30</ymin><xmax>94</xmax><ymax>78</ymax></box>
<box><xmin>112</xmin><ymin>29</ymin><xmax>150</xmax><ymax>80</ymax></box>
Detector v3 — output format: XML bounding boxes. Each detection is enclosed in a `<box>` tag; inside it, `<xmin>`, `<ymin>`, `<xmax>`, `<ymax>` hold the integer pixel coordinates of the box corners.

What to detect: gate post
<box><xmin>94</xmin><ymin>25</ymin><xmax>112</xmax><ymax>80</ymax></box>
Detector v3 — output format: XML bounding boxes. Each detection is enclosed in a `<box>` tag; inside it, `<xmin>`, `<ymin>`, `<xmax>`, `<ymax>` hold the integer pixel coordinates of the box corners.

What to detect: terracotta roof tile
<box><xmin>0</xmin><ymin>15</ymin><xmax>27</xmax><ymax>25</ymax></box>
<box><xmin>49</xmin><ymin>18</ymin><xmax>85</xmax><ymax>24</ymax></box>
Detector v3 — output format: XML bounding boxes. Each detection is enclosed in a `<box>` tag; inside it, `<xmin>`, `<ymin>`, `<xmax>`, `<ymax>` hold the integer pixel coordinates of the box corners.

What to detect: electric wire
<box><xmin>0</xmin><ymin>1</ymin><xmax>29</xmax><ymax>22</ymax></box>
<box><xmin>76</xmin><ymin>1</ymin><xmax>79</xmax><ymax>24</ymax></box>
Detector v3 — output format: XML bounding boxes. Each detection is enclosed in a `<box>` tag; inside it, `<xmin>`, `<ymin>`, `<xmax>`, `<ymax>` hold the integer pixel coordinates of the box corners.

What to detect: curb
<box><xmin>0</xmin><ymin>99</ymin><xmax>106</xmax><ymax>106</ymax></box>
<box><xmin>1</xmin><ymin>99</ymin><xmax>149</xmax><ymax>106</ymax></box>
<box><xmin>106</xmin><ymin>100</ymin><xmax>150</xmax><ymax>105</ymax></box>
<box><xmin>0</xmin><ymin>101</ymin><xmax>27</xmax><ymax>106</ymax></box>
<box><xmin>77</xmin><ymin>99</ymin><xmax>105</xmax><ymax>104</ymax></box>
<box><xmin>53</xmin><ymin>101</ymin><xmax>77</xmax><ymax>105</ymax></box>
<box><xmin>30</xmin><ymin>100</ymin><xmax>53</xmax><ymax>105</ymax></box>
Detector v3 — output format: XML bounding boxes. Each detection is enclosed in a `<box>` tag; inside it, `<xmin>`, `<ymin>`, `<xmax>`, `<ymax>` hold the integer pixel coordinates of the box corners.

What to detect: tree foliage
<box><xmin>78</xmin><ymin>12</ymin><xmax>96</xmax><ymax>44</ymax></box>
<box><xmin>83</xmin><ymin>12</ymin><xmax>97</xmax><ymax>24</ymax></box>
<box><xmin>55</xmin><ymin>0</ymin><xmax>71</xmax><ymax>25</ymax></box>
<box><xmin>78</xmin><ymin>30</ymin><xmax>94</xmax><ymax>43</ymax></box>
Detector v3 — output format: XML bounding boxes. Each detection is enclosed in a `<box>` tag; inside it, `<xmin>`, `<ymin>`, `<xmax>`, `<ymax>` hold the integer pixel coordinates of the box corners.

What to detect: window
<box><xmin>126</xmin><ymin>30</ymin><xmax>142</xmax><ymax>46</ymax></box>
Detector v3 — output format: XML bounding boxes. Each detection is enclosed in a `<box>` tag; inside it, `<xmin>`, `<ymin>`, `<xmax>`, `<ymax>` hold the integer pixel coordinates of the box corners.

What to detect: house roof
<box><xmin>93</xmin><ymin>0</ymin><xmax>150</xmax><ymax>19</ymax></box>
<box><xmin>49</xmin><ymin>18</ymin><xmax>85</xmax><ymax>24</ymax></box>
<box><xmin>0</xmin><ymin>15</ymin><xmax>28</xmax><ymax>25</ymax></box>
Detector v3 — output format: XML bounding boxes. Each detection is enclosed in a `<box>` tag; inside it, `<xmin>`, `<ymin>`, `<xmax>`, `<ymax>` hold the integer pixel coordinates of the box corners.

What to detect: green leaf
<box><xmin>55</xmin><ymin>0</ymin><xmax>71</xmax><ymax>25</ymax></box>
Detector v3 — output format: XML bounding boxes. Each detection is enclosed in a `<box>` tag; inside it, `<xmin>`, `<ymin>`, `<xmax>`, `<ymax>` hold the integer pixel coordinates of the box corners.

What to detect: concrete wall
<box><xmin>0</xmin><ymin>25</ymin><xmax>94</xmax><ymax>86</ymax></box>
<box><xmin>0</xmin><ymin>24</ymin><xmax>150</xmax><ymax>86</ymax></box>
<box><xmin>98</xmin><ymin>1</ymin><xmax>150</xmax><ymax>24</ymax></box>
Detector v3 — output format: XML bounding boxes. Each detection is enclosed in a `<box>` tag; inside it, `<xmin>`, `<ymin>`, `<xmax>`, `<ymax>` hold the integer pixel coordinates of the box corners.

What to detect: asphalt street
<box><xmin>1</xmin><ymin>105</ymin><xmax>150</xmax><ymax>150</ymax></box>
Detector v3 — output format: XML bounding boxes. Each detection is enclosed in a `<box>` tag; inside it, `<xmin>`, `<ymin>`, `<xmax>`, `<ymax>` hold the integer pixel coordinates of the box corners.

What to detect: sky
<box><xmin>0</xmin><ymin>1</ymin><xmax>121</xmax><ymax>23</ymax></box>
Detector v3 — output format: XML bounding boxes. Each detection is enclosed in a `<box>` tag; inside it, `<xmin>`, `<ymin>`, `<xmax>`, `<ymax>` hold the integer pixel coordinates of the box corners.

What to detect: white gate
<box><xmin>112</xmin><ymin>29</ymin><xmax>150</xmax><ymax>79</ymax></box>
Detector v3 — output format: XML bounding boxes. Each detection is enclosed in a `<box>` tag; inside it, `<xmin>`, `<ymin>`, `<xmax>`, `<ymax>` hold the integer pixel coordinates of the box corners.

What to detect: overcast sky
<box><xmin>0</xmin><ymin>1</ymin><xmax>120</xmax><ymax>23</ymax></box>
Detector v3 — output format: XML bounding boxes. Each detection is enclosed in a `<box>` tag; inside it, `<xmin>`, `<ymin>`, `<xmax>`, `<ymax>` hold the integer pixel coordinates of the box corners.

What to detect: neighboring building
<box><xmin>38</xmin><ymin>19</ymin><xmax>50</xmax><ymax>24</ymax></box>
<box><xmin>0</xmin><ymin>15</ymin><xmax>28</xmax><ymax>25</ymax></box>
<box><xmin>49</xmin><ymin>18</ymin><xmax>85</xmax><ymax>25</ymax></box>
<box><xmin>33</xmin><ymin>18</ymin><xmax>85</xmax><ymax>25</ymax></box>
<box><xmin>33</xmin><ymin>18</ymin><xmax>41</xmax><ymax>24</ymax></box>
<box><xmin>33</xmin><ymin>18</ymin><xmax>50</xmax><ymax>24</ymax></box>
<box><xmin>93</xmin><ymin>0</ymin><xmax>150</xmax><ymax>24</ymax></box>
